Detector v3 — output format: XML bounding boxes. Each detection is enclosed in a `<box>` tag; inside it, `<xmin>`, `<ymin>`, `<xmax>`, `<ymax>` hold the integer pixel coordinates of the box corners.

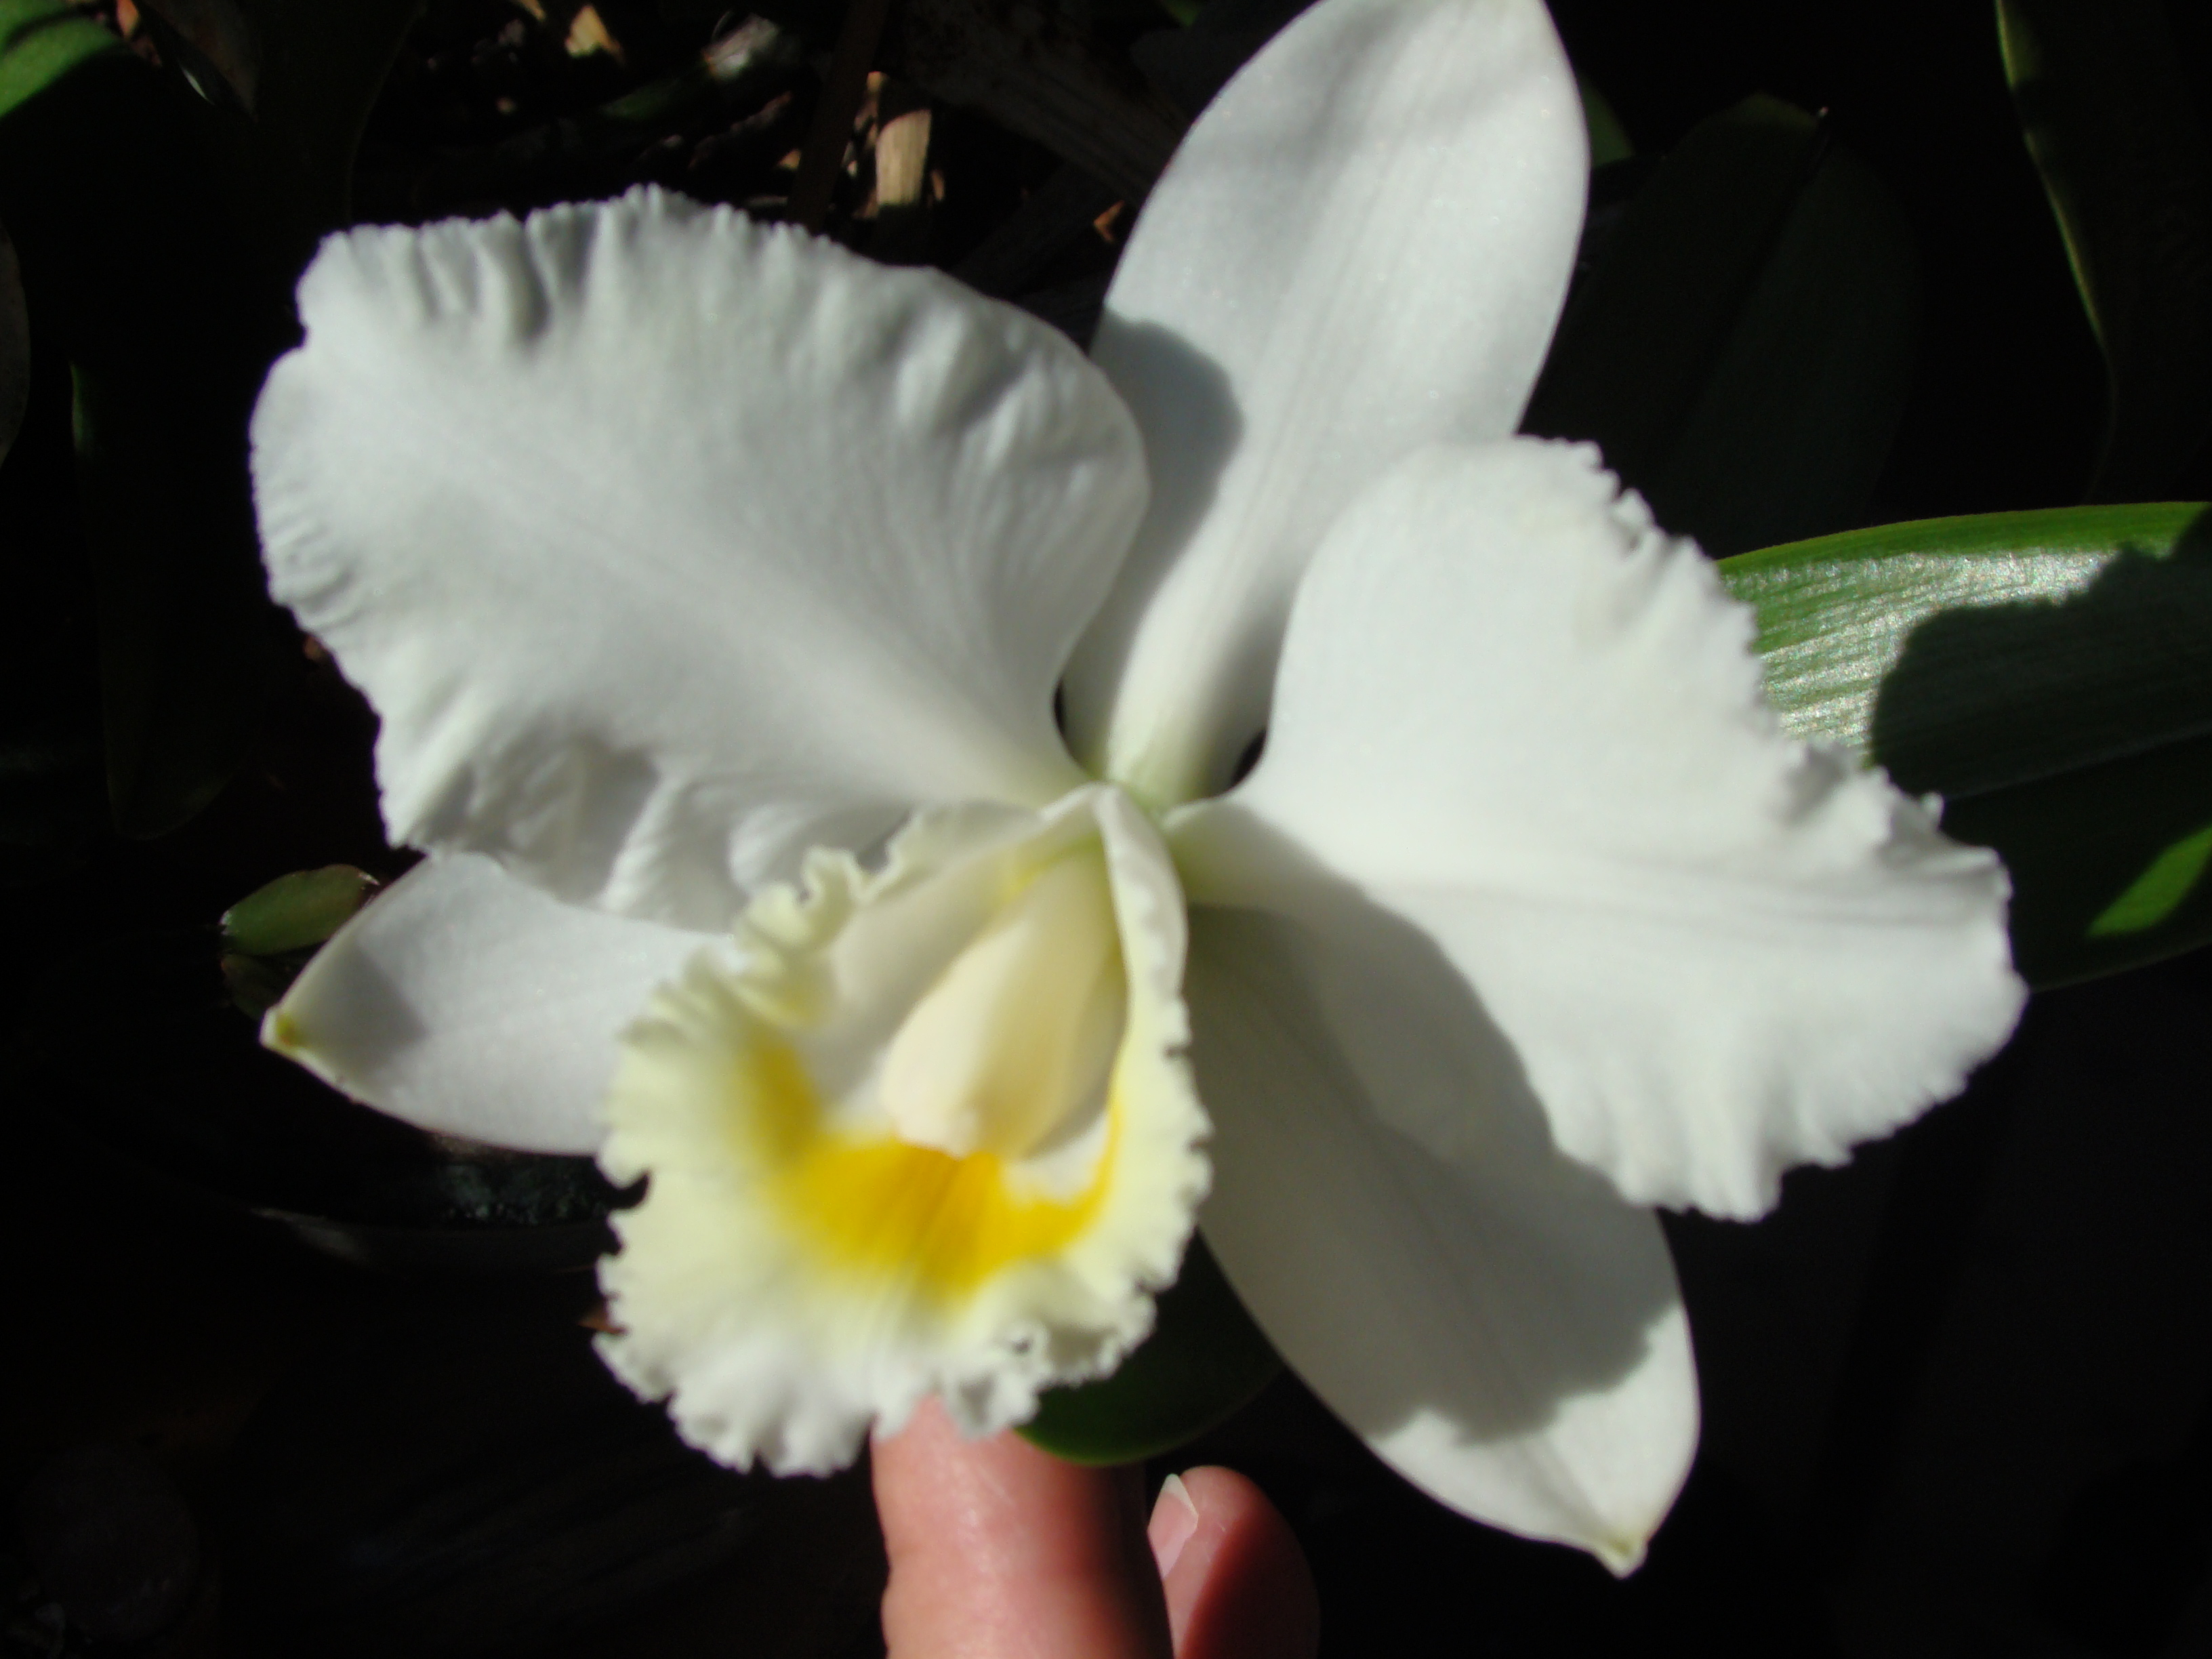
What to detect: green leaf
<box><xmin>1997</xmin><ymin>0</ymin><xmax>2212</xmax><ymax>502</ymax></box>
<box><xmin>1945</xmin><ymin>731</ymin><xmax>2212</xmax><ymax>987</ymax></box>
<box><xmin>0</xmin><ymin>0</ymin><xmax>119</xmax><ymax>118</ymax></box>
<box><xmin>1721</xmin><ymin>504</ymin><xmax>2212</xmax><ymax>985</ymax></box>
<box><xmin>1019</xmin><ymin>1233</ymin><xmax>1279</xmax><ymax>1465</ymax></box>
<box><xmin>1525</xmin><ymin>94</ymin><xmax>1919</xmax><ymax>557</ymax></box>
<box><xmin>2089</xmin><ymin>825</ymin><xmax>2212</xmax><ymax>937</ymax></box>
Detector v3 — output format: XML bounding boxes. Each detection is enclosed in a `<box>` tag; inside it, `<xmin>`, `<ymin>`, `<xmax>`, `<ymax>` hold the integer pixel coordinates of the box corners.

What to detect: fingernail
<box><xmin>1149</xmin><ymin>1472</ymin><xmax>1200</xmax><ymax>1577</ymax></box>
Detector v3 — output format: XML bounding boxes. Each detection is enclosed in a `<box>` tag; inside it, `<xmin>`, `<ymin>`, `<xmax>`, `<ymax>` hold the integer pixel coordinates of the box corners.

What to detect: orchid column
<box><xmin>247</xmin><ymin>0</ymin><xmax>2023</xmax><ymax>1572</ymax></box>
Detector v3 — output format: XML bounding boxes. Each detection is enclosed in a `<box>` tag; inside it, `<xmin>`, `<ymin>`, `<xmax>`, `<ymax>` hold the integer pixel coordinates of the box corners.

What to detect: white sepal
<box><xmin>264</xmin><ymin>853</ymin><xmax>706</xmax><ymax>1155</ymax></box>
<box><xmin>1067</xmin><ymin>0</ymin><xmax>1588</xmax><ymax>806</ymax></box>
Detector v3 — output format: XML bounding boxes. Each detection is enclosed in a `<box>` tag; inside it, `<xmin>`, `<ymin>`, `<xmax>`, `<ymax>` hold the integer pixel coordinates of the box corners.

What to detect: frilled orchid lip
<box><xmin>593</xmin><ymin>786</ymin><xmax>1206</xmax><ymax>1474</ymax></box>
<box><xmin>247</xmin><ymin>0</ymin><xmax>2025</xmax><ymax>1574</ymax></box>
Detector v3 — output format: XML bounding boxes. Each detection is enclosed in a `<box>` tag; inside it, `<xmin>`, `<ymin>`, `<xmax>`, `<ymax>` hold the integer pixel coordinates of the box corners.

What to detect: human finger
<box><xmin>1149</xmin><ymin>1467</ymin><xmax>1319</xmax><ymax>1659</ymax></box>
<box><xmin>875</xmin><ymin>1398</ymin><xmax>1172</xmax><ymax>1658</ymax></box>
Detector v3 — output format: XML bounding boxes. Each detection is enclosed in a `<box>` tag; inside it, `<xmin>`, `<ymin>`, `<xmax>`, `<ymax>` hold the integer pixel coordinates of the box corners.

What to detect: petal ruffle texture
<box><xmin>1175</xmin><ymin>440</ymin><xmax>2025</xmax><ymax>1219</ymax></box>
<box><xmin>264</xmin><ymin>853</ymin><xmax>706</xmax><ymax>1155</ymax></box>
<box><xmin>1065</xmin><ymin>0</ymin><xmax>1587</xmax><ymax>805</ymax></box>
<box><xmin>596</xmin><ymin>786</ymin><xmax>1208</xmax><ymax>1473</ymax></box>
<box><xmin>1188</xmin><ymin>906</ymin><xmax>1697</xmax><ymax>1570</ymax></box>
<box><xmin>253</xmin><ymin>187</ymin><xmax>1146</xmax><ymax>932</ymax></box>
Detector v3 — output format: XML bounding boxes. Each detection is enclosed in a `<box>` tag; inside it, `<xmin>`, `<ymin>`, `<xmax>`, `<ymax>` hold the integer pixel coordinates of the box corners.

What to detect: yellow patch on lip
<box><xmin>590</xmin><ymin>789</ymin><xmax>1207</xmax><ymax>1472</ymax></box>
<box><xmin>741</xmin><ymin>1038</ymin><xmax>1118</xmax><ymax>1299</ymax></box>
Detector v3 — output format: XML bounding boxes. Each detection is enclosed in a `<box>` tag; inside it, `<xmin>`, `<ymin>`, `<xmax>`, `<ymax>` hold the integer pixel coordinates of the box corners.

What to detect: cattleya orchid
<box><xmin>249</xmin><ymin>0</ymin><xmax>2024</xmax><ymax>1571</ymax></box>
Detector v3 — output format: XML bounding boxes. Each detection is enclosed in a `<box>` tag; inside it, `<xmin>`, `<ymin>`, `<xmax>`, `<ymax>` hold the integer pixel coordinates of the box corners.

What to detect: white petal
<box><xmin>1187</xmin><ymin>905</ymin><xmax>1696</xmax><ymax>1571</ymax></box>
<box><xmin>1065</xmin><ymin>0</ymin><xmax>1587</xmax><ymax>806</ymax></box>
<box><xmin>595</xmin><ymin>785</ymin><xmax>1208</xmax><ymax>1475</ymax></box>
<box><xmin>253</xmin><ymin>187</ymin><xmax>1146</xmax><ymax>931</ymax></box>
<box><xmin>264</xmin><ymin>853</ymin><xmax>706</xmax><ymax>1155</ymax></box>
<box><xmin>1176</xmin><ymin>440</ymin><xmax>2025</xmax><ymax>1218</ymax></box>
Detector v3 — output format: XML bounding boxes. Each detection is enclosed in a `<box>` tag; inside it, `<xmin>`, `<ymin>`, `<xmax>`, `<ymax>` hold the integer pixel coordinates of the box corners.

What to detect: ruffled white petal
<box><xmin>595</xmin><ymin>785</ymin><xmax>1208</xmax><ymax>1473</ymax></box>
<box><xmin>1175</xmin><ymin>439</ymin><xmax>2024</xmax><ymax>1219</ymax></box>
<box><xmin>264</xmin><ymin>853</ymin><xmax>705</xmax><ymax>1155</ymax></box>
<box><xmin>1187</xmin><ymin>905</ymin><xmax>1696</xmax><ymax>1571</ymax></box>
<box><xmin>1065</xmin><ymin>0</ymin><xmax>1587</xmax><ymax>806</ymax></box>
<box><xmin>253</xmin><ymin>186</ymin><xmax>1146</xmax><ymax>932</ymax></box>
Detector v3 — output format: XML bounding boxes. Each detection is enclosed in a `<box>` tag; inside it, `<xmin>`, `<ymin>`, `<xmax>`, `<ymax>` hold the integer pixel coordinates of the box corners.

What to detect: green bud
<box><xmin>219</xmin><ymin>865</ymin><xmax>377</xmax><ymax>958</ymax></box>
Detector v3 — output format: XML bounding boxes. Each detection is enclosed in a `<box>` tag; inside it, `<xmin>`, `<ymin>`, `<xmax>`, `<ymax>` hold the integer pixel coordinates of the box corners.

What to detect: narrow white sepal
<box><xmin>1067</xmin><ymin>0</ymin><xmax>1588</xmax><ymax>806</ymax></box>
<box><xmin>264</xmin><ymin>853</ymin><xmax>707</xmax><ymax>1155</ymax></box>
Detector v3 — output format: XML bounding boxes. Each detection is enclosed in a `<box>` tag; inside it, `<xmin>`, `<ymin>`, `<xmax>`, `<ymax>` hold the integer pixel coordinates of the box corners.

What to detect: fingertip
<box><xmin>1154</xmin><ymin>1467</ymin><xmax>1319</xmax><ymax>1659</ymax></box>
<box><xmin>875</xmin><ymin>1400</ymin><xmax>1171</xmax><ymax>1658</ymax></box>
<box><xmin>1149</xmin><ymin>1471</ymin><xmax>1202</xmax><ymax>1577</ymax></box>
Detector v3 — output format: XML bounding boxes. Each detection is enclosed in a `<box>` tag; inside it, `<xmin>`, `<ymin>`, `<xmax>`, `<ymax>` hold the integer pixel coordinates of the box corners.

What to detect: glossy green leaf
<box><xmin>222</xmin><ymin>865</ymin><xmax>378</xmax><ymax>958</ymax></box>
<box><xmin>1020</xmin><ymin>1233</ymin><xmax>1279</xmax><ymax>1466</ymax></box>
<box><xmin>0</xmin><ymin>10</ymin><xmax>285</xmax><ymax>836</ymax></box>
<box><xmin>1722</xmin><ymin>504</ymin><xmax>2212</xmax><ymax>985</ymax></box>
<box><xmin>1998</xmin><ymin>0</ymin><xmax>2212</xmax><ymax>502</ymax></box>
<box><xmin>1525</xmin><ymin>94</ymin><xmax>1919</xmax><ymax>557</ymax></box>
<box><xmin>1944</xmin><ymin>731</ymin><xmax>2212</xmax><ymax>987</ymax></box>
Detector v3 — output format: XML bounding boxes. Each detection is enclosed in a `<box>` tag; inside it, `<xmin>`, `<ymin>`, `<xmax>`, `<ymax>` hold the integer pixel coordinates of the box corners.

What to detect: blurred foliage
<box><xmin>134</xmin><ymin>0</ymin><xmax>427</xmax><ymax>271</ymax></box>
<box><xmin>1525</xmin><ymin>93</ymin><xmax>1919</xmax><ymax>557</ymax></box>
<box><xmin>0</xmin><ymin>0</ymin><xmax>284</xmax><ymax>842</ymax></box>
<box><xmin>1999</xmin><ymin>0</ymin><xmax>2212</xmax><ymax>503</ymax></box>
<box><xmin>218</xmin><ymin>862</ymin><xmax>378</xmax><ymax>1014</ymax></box>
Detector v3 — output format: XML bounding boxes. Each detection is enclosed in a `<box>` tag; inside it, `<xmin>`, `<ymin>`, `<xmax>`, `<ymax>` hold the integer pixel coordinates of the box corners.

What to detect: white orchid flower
<box><xmin>248</xmin><ymin>0</ymin><xmax>2024</xmax><ymax>1572</ymax></box>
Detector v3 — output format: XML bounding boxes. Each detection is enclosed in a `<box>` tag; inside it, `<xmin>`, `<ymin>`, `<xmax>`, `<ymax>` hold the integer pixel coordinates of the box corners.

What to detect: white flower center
<box><xmin>879</xmin><ymin>847</ymin><xmax>1127</xmax><ymax>1160</ymax></box>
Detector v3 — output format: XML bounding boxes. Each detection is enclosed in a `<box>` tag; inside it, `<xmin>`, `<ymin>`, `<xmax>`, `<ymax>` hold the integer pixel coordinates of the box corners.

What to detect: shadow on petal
<box><xmin>1182</xmin><ymin>830</ymin><xmax>1693</xmax><ymax>1556</ymax></box>
<box><xmin>1065</xmin><ymin>320</ymin><xmax>1243</xmax><ymax>771</ymax></box>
